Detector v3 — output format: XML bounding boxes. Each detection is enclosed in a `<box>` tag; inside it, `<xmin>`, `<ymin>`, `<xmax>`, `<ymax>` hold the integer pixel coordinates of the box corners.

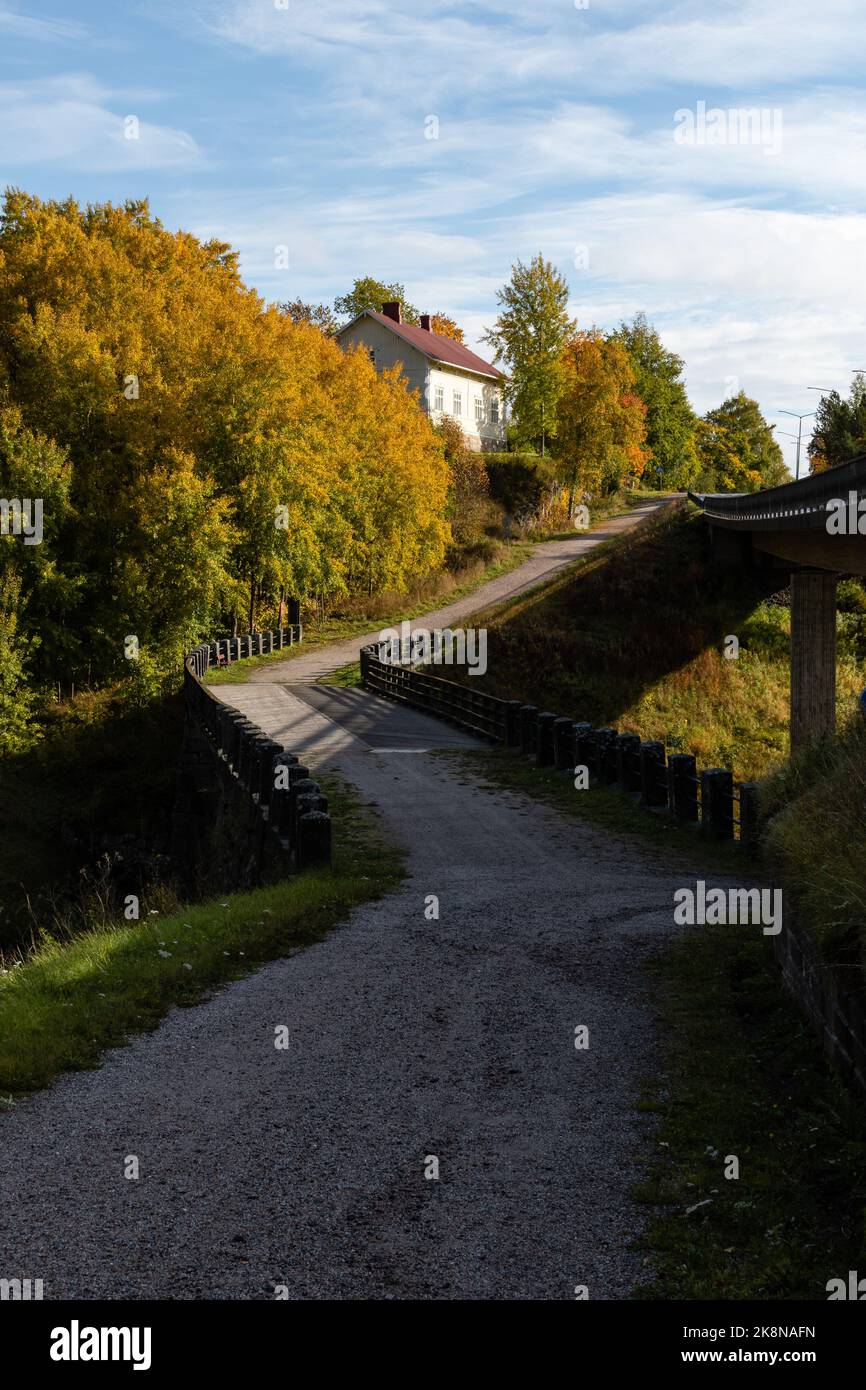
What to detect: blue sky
<box><xmin>2</xmin><ymin>0</ymin><xmax>866</xmax><ymax>472</ymax></box>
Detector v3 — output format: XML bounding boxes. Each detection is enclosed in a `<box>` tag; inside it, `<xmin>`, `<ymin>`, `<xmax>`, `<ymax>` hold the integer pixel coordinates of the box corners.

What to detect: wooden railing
<box><xmin>360</xmin><ymin>644</ymin><xmax>758</xmax><ymax>851</ymax></box>
<box><xmin>183</xmin><ymin>629</ymin><xmax>330</xmax><ymax>873</ymax></box>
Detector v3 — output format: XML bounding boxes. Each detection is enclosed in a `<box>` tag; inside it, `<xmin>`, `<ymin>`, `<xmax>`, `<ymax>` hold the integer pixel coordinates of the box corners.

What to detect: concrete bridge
<box><xmin>689</xmin><ymin>452</ymin><xmax>866</xmax><ymax>750</ymax></box>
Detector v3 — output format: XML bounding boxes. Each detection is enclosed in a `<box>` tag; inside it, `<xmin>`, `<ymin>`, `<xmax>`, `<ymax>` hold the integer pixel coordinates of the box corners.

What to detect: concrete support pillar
<box><xmin>790</xmin><ymin>570</ymin><xmax>837</xmax><ymax>752</ymax></box>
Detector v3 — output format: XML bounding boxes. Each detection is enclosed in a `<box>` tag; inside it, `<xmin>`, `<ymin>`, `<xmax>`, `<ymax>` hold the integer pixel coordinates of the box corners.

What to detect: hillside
<box><xmin>460</xmin><ymin>500</ymin><xmax>865</xmax><ymax>783</ymax></box>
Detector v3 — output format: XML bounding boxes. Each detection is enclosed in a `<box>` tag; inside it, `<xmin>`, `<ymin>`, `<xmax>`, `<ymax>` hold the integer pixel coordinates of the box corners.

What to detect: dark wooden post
<box><xmin>519</xmin><ymin>705</ymin><xmax>538</xmax><ymax>755</ymax></box>
<box><xmin>738</xmin><ymin>781</ymin><xmax>760</xmax><ymax>855</ymax></box>
<box><xmin>669</xmin><ymin>753</ymin><xmax>699</xmax><ymax>822</ymax></box>
<box><xmin>297</xmin><ymin>811</ymin><xmax>331</xmax><ymax>869</ymax></box>
<box><xmin>701</xmin><ymin>767</ymin><xmax>734</xmax><ymax>840</ymax></box>
<box><xmin>574</xmin><ymin>723</ymin><xmax>594</xmax><ymax>775</ymax></box>
<box><xmin>553</xmin><ymin>717</ymin><xmax>574</xmax><ymax>770</ymax></box>
<box><xmin>505</xmin><ymin>700</ymin><xmax>523</xmax><ymax>747</ymax></box>
<box><xmin>592</xmin><ymin>727</ymin><xmax>615</xmax><ymax>783</ymax></box>
<box><xmin>616</xmin><ymin>732</ymin><xmax>641</xmax><ymax>791</ymax></box>
<box><xmin>536</xmin><ymin>712</ymin><xmax>557</xmax><ymax>766</ymax></box>
<box><xmin>639</xmin><ymin>740</ymin><xmax>667</xmax><ymax>807</ymax></box>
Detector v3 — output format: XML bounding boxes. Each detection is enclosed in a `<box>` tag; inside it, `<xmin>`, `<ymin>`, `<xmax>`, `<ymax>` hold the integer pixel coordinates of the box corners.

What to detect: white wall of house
<box><xmin>427</xmin><ymin>364</ymin><xmax>505</xmax><ymax>451</ymax></box>
<box><xmin>339</xmin><ymin>316</ymin><xmax>506</xmax><ymax>452</ymax></box>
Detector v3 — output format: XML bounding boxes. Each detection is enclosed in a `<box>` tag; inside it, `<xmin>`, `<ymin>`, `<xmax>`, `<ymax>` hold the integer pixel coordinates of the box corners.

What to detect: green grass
<box><xmin>0</xmin><ymin>774</ymin><xmax>402</xmax><ymax>1097</ymax></box>
<box><xmin>759</xmin><ymin>715</ymin><xmax>866</xmax><ymax>958</ymax></box>
<box><xmin>320</xmin><ymin>660</ymin><xmax>362</xmax><ymax>689</ymax></box>
<box><xmin>206</xmin><ymin>541</ymin><xmax>533</xmax><ymax>685</ymax></box>
<box><xmin>633</xmin><ymin>918</ymin><xmax>866</xmax><ymax>1300</ymax></box>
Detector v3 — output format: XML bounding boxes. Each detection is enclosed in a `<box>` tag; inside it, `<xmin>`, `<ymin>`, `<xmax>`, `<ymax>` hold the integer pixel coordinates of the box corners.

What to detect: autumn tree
<box><xmin>430</xmin><ymin>313</ymin><xmax>464</xmax><ymax>343</ymax></box>
<box><xmin>434</xmin><ymin>416</ymin><xmax>490</xmax><ymax>545</ymax></box>
<box><xmin>555</xmin><ymin>332</ymin><xmax>650</xmax><ymax>511</ymax></box>
<box><xmin>0</xmin><ymin>192</ymin><xmax>452</xmax><ymax>696</ymax></box>
<box><xmin>482</xmin><ymin>254</ymin><xmax>575</xmax><ymax>450</ymax></box>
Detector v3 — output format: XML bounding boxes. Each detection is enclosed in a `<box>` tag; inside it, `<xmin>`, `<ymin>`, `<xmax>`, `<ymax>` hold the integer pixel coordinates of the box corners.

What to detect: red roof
<box><xmin>352</xmin><ymin>309</ymin><xmax>505</xmax><ymax>380</ymax></box>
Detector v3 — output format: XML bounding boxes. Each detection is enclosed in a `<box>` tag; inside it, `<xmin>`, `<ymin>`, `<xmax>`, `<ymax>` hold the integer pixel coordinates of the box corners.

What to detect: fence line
<box><xmin>183</xmin><ymin>626</ymin><xmax>330</xmax><ymax>873</ymax></box>
<box><xmin>360</xmin><ymin>644</ymin><xmax>758</xmax><ymax>850</ymax></box>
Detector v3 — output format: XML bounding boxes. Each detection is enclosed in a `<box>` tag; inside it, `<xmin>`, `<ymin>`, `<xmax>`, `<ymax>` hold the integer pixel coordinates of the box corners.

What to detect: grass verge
<box><xmin>634</xmin><ymin>920</ymin><xmax>866</xmax><ymax>1300</ymax></box>
<box><xmin>0</xmin><ymin>774</ymin><xmax>402</xmax><ymax>1098</ymax></box>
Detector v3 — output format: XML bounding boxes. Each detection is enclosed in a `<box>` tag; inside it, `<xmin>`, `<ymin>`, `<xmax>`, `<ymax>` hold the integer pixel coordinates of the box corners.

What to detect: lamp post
<box><xmin>779</xmin><ymin>409</ymin><xmax>814</xmax><ymax>481</ymax></box>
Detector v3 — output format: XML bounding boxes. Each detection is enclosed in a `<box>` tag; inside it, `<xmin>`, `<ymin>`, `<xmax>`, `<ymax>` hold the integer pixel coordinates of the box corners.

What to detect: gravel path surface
<box><xmin>0</xmin><ymin>735</ymin><xmax>687</xmax><ymax>1300</ymax></box>
<box><xmin>0</xmin><ymin>496</ymin><xmax>713</xmax><ymax>1300</ymax></box>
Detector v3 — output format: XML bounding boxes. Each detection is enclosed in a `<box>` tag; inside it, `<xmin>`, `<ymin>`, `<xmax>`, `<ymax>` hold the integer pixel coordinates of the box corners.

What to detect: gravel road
<box><xmin>0</xmin><ymin>498</ymin><xmax>712</xmax><ymax>1300</ymax></box>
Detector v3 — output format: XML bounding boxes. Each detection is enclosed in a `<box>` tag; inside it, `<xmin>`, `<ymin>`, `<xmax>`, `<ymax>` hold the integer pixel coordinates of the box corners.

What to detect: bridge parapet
<box><xmin>173</xmin><ymin>629</ymin><xmax>331</xmax><ymax>892</ymax></box>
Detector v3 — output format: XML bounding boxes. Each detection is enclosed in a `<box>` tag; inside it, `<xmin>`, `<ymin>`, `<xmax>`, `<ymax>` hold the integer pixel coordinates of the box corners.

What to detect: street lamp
<box><xmin>778</xmin><ymin>409</ymin><xmax>814</xmax><ymax>481</ymax></box>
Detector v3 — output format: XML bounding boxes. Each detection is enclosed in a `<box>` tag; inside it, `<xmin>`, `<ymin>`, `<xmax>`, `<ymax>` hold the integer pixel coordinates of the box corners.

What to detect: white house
<box><xmin>337</xmin><ymin>301</ymin><xmax>507</xmax><ymax>451</ymax></box>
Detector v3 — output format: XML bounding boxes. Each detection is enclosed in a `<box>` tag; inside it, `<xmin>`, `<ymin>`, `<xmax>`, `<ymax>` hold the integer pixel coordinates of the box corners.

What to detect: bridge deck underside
<box><xmin>735</xmin><ymin>526</ymin><xmax>866</xmax><ymax>575</ymax></box>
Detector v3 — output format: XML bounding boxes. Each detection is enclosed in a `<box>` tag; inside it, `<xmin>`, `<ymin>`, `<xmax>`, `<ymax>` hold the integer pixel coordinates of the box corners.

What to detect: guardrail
<box><xmin>183</xmin><ymin>628</ymin><xmax>330</xmax><ymax>873</ymax></box>
<box><xmin>360</xmin><ymin>644</ymin><xmax>758</xmax><ymax>851</ymax></box>
<box><xmin>688</xmin><ymin>450</ymin><xmax>866</xmax><ymax>530</ymax></box>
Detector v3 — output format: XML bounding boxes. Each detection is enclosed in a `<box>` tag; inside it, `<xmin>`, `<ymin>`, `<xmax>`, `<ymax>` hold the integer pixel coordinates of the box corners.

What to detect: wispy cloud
<box><xmin>0</xmin><ymin>76</ymin><xmax>203</xmax><ymax>172</ymax></box>
<box><xmin>0</xmin><ymin>5</ymin><xmax>85</xmax><ymax>42</ymax></box>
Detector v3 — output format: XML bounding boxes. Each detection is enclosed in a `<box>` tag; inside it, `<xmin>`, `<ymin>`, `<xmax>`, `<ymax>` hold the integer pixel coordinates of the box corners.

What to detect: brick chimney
<box><xmin>381</xmin><ymin>301</ymin><xmax>402</xmax><ymax>323</ymax></box>
<box><xmin>420</xmin><ymin>313</ymin><xmax>432</xmax><ymax>331</ymax></box>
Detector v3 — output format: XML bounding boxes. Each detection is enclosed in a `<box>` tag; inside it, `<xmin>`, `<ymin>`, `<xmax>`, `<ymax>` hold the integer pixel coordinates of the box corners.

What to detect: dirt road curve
<box><xmin>0</xmin><ymin>497</ymin><xmax>713</xmax><ymax>1300</ymax></box>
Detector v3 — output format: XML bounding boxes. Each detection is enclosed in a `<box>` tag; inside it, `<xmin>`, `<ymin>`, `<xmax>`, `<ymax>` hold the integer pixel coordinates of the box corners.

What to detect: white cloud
<box><xmin>205</xmin><ymin>0</ymin><xmax>866</xmax><ymax>97</ymax></box>
<box><xmin>0</xmin><ymin>76</ymin><xmax>203</xmax><ymax>171</ymax></box>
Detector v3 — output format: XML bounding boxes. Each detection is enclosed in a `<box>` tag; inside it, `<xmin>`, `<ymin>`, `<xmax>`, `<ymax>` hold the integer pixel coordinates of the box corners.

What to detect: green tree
<box><xmin>608</xmin><ymin>313</ymin><xmax>699</xmax><ymax>489</ymax></box>
<box><xmin>808</xmin><ymin>375</ymin><xmax>866</xmax><ymax>473</ymax></box>
<box><xmin>482</xmin><ymin>254</ymin><xmax>576</xmax><ymax>450</ymax></box>
<box><xmin>334</xmin><ymin>277</ymin><xmax>419</xmax><ymax>325</ymax></box>
<box><xmin>697</xmin><ymin>393</ymin><xmax>789</xmax><ymax>492</ymax></box>
<box><xmin>0</xmin><ymin>574</ymin><xmax>36</xmax><ymax>752</ymax></box>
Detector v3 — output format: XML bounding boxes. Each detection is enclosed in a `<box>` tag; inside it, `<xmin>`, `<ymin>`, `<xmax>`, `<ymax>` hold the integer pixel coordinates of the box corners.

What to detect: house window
<box><xmin>434</xmin><ymin>385</ymin><xmax>444</xmax><ymax>412</ymax></box>
<box><xmin>452</xmin><ymin>390</ymin><xmax>462</xmax><ymax>416</ymax></box>
<box><xmin>368</xmin><ymin>348</ymin><xmax>376</xmax><ymax>364</ymax></box>
<box><xmin>490</xmin><ymin>395</ymin><xmax>500</xmax><ymax>424</ymax></box>
<box><xmin>475</xmin><ymin>397</ymin><xmax>484</xmax><ymax>424</ymax></box>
